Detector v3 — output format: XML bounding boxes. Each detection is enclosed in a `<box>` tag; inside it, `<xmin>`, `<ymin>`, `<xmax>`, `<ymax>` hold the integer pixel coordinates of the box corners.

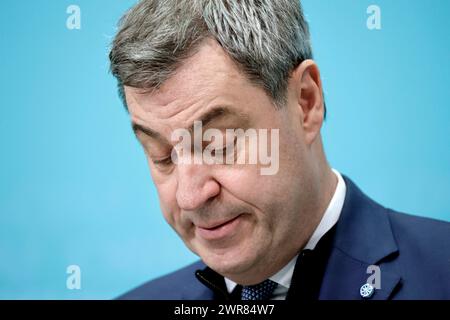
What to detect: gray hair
<box><xmin>109</xmin><ymin>0</ymin><xmax>316</xmax><ymax>110</ymax></box>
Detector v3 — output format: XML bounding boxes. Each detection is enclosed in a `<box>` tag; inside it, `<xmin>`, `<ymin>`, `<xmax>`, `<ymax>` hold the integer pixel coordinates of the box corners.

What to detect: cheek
<box><xmin>216</xmin><ymin>167</ymin><xmax>279</xmax><ymax>224</ymax></box>
<box><xmin>215</xmin><ymin>166</ymin><xmax>261</xmax><ymax>200</ymax></box>
<box><xmin>154</xmin><ymin>179</ymin><xmax>179</xmax><ymax>227</ymax></box>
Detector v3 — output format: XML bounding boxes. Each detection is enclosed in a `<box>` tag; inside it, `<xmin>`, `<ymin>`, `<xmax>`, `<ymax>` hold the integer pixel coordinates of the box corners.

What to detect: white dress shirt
<box><xmin>224</xmin><ymin>169</ymin><xmax>347</xmax><ymax>300</ymax></box>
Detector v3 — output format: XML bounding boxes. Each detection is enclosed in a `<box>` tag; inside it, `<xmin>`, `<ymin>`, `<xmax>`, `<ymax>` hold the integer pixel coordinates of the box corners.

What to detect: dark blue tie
<box><xmin>241</xmin><ymin>279</ymin><xmax>278</xmax><ymax>300</ymax></box>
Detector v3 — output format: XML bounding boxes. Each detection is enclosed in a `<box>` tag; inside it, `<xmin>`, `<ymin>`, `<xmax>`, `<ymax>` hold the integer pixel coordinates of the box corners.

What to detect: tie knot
<box><xmin>241</xmin><ymin>279</ymin><xmax>278</xmax><ymax>300</ymax></box>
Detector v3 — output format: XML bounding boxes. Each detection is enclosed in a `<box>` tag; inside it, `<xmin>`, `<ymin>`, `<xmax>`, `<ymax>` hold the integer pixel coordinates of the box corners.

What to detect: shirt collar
<box><xmin>225</xmin><ymin>169</ymin><xmax>347</xmax><ymax>294</ymax></box>
<box><xmin>304</xmin><ymin>169</ymin><xmax>346</xmax><ymax>250</ymax></box>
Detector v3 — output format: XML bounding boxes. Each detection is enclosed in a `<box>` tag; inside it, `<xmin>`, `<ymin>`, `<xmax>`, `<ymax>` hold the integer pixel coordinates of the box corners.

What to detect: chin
<box><xmin>198</xmin><ymin>243</ymin><xmax>260</xmax><ymax>278</ymax></box>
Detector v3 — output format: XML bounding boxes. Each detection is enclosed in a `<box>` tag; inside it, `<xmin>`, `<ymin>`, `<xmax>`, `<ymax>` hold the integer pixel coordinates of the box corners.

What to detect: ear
<box><xmin>291</xmin><ymin>59</ymin><xmax>325</xmax><ymax>146</ymax></box>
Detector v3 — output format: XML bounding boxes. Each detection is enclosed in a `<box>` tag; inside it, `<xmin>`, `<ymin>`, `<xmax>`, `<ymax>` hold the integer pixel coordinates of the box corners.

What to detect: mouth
<box><xmin>195</xmin><ymin>215</ymin><xmax>243</xmax><ymax>241</ymax></box>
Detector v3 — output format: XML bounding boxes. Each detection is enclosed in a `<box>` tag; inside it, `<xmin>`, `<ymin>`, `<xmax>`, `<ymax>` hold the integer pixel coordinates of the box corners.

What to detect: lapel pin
<box><xmin>360</xmin><ymin>283</ymin><xmax>375</xmax><ymax>299</ymax></box>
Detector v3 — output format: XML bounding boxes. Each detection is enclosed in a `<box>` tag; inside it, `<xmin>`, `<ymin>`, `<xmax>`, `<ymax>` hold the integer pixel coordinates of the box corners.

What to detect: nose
<box><xmin>176</xmin><ymin>163</ymin><xmax>220</xmax><ymax>211</ymax></box>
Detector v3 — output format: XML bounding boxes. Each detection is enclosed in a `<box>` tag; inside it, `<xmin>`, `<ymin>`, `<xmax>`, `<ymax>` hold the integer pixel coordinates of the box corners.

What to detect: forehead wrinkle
<box><xmin>128</xmin><ymin>40</ymin><xmax>251</xmax><ymax>121</ymax></box>
<box><xmin>140</xmin><ymin>42</ymin><xmax>245</xmax><ymax>117</ymax></box>
<box><xmin>143</xmin><ymin>104</ymin><xmax>249</xmax><ymax>143</ymax></box>
<box><xmin>126</xmin><ymin>40</ymin><xmax>255</xmax><ymax>141</ymax></box>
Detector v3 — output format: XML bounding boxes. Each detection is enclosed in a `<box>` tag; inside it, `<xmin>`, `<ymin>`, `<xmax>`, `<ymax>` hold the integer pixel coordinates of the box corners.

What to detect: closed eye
<box><xmin>152</xmin><ymin>157</ymin><xmax>173</xmax><ymax>166</ymax></box>
<box><xmin>211</xmin><ymin>137</ymin><xmax>237</xmax><ymax>157</ymax></box>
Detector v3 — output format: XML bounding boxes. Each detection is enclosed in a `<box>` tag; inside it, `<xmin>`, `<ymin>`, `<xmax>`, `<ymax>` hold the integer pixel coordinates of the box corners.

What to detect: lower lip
<box><xmin>196</xmin><ymin>215</ymin><xmax>243</xmax><ymax>241</ymax></box>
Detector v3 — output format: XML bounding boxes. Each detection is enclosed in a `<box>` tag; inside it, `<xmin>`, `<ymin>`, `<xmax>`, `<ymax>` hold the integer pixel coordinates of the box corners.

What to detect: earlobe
<box><xmin>293</xmin><ymin>60</ymin><xmax>325</xmax><ymax>145</ymax></box>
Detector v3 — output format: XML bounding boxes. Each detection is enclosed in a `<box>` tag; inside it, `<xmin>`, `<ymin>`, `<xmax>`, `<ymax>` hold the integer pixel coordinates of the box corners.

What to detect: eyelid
<box><xmin>152</xmin><ymin>156</ymin><xmax>172</xmax><ymax>165</ymax></box>
<box><xmin>151</xmin><ymin>133</ymin><xmax>237</xmax><ymax>162</ymax></box>
<box><xmin>212</xmin><ymin>136</ymin><xmax>237</xmax><ymax>156</ymax></box>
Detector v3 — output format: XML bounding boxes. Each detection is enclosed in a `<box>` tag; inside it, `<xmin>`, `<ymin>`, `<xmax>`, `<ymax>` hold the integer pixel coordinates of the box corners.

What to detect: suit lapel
<box><xmin>318</xmin><ymin>248</ymin><xmax>401</xmax><ymax>300</ymax></box>
<box><xmin>318</xmin><ymin>176</ymin><xmax>401</xmax><ymax>300</ymax></box>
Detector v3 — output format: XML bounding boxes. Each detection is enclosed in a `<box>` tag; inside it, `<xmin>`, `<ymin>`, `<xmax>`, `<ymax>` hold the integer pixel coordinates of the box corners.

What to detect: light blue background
<box><xmin>0</xmin><ymin>0</ymin><xmax>449</xmax><ymax>299</ymax></box>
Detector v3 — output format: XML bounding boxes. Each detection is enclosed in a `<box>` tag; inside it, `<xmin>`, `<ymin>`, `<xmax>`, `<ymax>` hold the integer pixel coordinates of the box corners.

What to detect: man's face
<box><xmin>125</xmin><ymin>39</ymin><xmax>320</xmax><ymax>284</ymax></box>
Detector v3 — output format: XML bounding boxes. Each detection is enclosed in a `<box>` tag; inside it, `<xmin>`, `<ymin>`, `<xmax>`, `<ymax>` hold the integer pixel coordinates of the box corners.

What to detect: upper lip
<box><xmin>196</xmin><ymin>215</ymin><xmax>241</xmax><ymax>230</ymax></box>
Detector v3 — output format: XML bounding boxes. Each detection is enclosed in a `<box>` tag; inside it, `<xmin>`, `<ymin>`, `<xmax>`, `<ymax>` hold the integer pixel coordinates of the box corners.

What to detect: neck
<box><xmin>317</xmin><ymin>165</ymin><xmax>338</xmax><ymax>228</ymax></box>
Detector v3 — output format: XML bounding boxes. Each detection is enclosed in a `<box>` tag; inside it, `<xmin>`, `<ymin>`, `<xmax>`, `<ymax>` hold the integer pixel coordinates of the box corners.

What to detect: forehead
<box><xmin>125</xmin><ymin>39</ymin><xmax>253</xmax><ymax>121</ymax></box>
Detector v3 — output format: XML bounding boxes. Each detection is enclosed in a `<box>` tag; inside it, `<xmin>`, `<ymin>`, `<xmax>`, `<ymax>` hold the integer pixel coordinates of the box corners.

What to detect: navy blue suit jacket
<box><xmin>119</xmin><ymin>176</ymin><xmax>450</xmax><ymax>300</ymax></box>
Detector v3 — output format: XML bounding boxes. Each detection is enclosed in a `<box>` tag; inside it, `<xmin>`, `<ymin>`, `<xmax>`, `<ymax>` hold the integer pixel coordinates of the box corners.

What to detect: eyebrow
<box><xmin>132</xmin><ymin>122</ymin><xmax>162</xmax><ymax>141</ymax></box>
<box><xmin>131</xmin><ymin>106</ymin><xmax>249</xmax><ymax>143</ymax></box>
